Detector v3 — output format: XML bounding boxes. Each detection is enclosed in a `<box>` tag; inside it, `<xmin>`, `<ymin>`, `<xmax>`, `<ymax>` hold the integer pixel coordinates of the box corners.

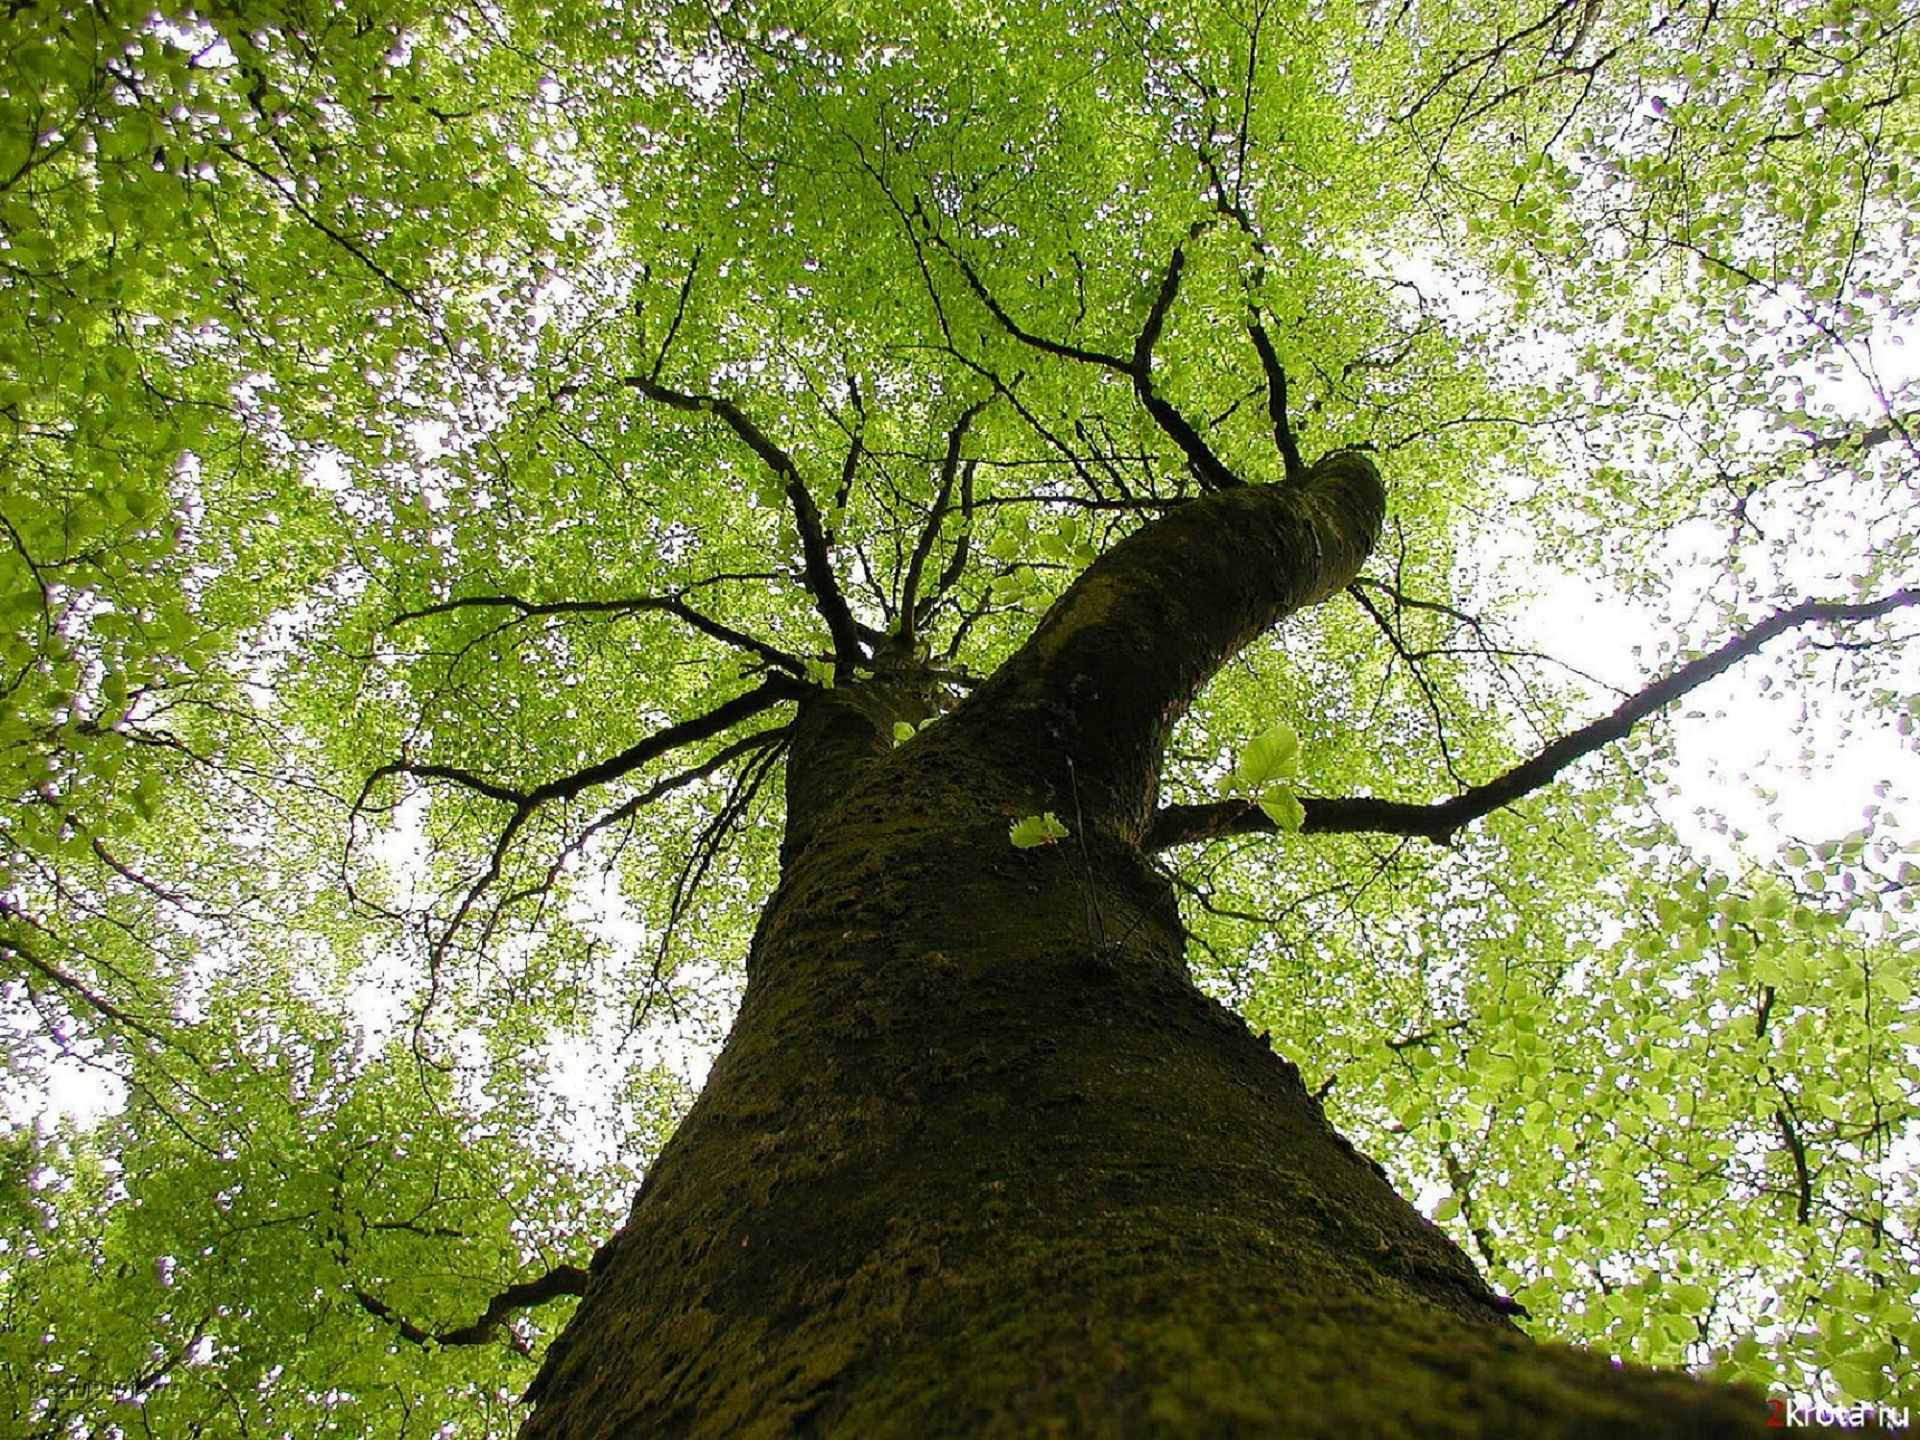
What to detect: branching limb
<box><xmin>1441</xmin><ymin>1140</ymin><xmax>1502</xmax><ymax>1271</ymax></box>
<box><xmin>1245</xmin><ymin>312</ymin><xmax>1308</xmax><ymax>483</ymax></box>
<box><xmin>492</xmin><ymin>725</ymin><xmax>790</xmax><ymax>930</ymax></box>
<box><xmin>914</xmin><ymin>201</ymin><xmax>1130</xmax><ymax>371</ymax></box>
<box><xmin>356</xmin><ymin>679</ymin><xmax>798</xmax><ymax>963</ymax></box>
<box><xmin>624</xmin><ymin>375</ymin><xmax>865</xmax><ymax>670</ymax></box>
<box><xmin>917</xmin><ymin>208</ymin><xmax>1241</xmax><ymax>490</ymax></box>
<box><xmin>0</xmin><ymin>923</ymin><xmax>171</xmax><ymax>1048</ymax></box>
<box><xmin>926</xmin><ymin>457</ymin><xmax>979</xmax><ymax>618</ymax></box>
<box><xmin>216</xmin><ymin>143</ymin><xmax>424</xmax><ymax>312</ymax></box>
<box><xmin>1398</xmin><ymin>0</ymin><xmax>1608</xmax><ymax>124</ymax></box>
<box><xmin>354</xmin><ymin>1262</ymin><xmax>589</xmax><ymax>1356</ymax></box>
<box><xmin>361</xmin><ymin>759</ymin><xmax>529</xmax><ymax>810</ymax></box>
<box><xmin>831</xmin><ymin>373</ymin><xmax>866</xmax><ymax>534</ymax></box>
<box><xmin>1353</xmin><ymin>576</ymin><xmax>1623</xmax><ymax>698</ymax></box>
<box><xmin>1387</xmin><ymin>1018</ymin><xmax>1471</xmax><ymax>1050</ymax></box>
<box><xmin>948</xmin><ymin>355</ymin><xmax>1125</xmax><ymax>499</ymax></box>
<box><xmin>1775</xmin><ymin>1099</ymin><xmax>1814</xmax><ymax>1227</ymax></box>
<box><xmin>1799</xmin><ymin>410</ymin><xmax>1916</xmax><ymax>459</ymax></box>
<box><xmin>506</xmin><ymin>679</ymin><xmax>795</xmax><ymax>813</ymax></box>
<box><xmin>1145</xmin><ymin>587</ymin><xmax>1920</xmax><ymax>850</ymax></box>
<box><xmin>648</xmin><ymin>247</ymin><xmax>703</xmax><ymax>382</ymax></box>
<box><xmin>1349</xmin><ymin>581</ymin><xmax>1470</xmax><ymax>787</ymax></box>
<box><xmin>391</xmin><ymin>591</ymin><xmax>805</xmax><ymax>677</ymax></box>
<box><xmin>1126</xmin><ymin>225</ymin><xmax>1243</xmax><ymax>492</ymax></box>
<box><xmin>649</xmin><ymin>735</ymin><xmax>786</xmax><ymax>1009</ymax></box>
<box><xmin>900</xmin><ymin>399</ymin><xmax>990</xmax><ymax>642</ymax></box>
<box><xmin>1196</xmin><ymin>148</ymin><xmax>1312</xmax><ymax>486</ymax></box>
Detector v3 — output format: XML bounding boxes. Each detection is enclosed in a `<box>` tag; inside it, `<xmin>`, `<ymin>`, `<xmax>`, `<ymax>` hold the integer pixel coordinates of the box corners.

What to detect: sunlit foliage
<box><xmin>3</xmin><ymin>0</ymin><xmax>1916</xmax><ymax>1429</ymax></box>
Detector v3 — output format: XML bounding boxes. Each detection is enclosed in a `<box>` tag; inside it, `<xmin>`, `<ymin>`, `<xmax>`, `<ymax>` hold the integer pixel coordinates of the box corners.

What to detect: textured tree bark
<box><xmin>522</xmin><ymin>458</ymin><xmax>1775</xmax><ymax>1437</ymax></box>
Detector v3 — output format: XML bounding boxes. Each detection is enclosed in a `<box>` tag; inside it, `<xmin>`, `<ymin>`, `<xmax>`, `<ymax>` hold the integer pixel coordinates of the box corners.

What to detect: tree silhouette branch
<box><xmin>917</xmin><ymin>208</ymin><xmax>1241</xmax><ymax>490</ymax></box>
<box><xmin>624</xmin><ymin>375</ymin><xmax>865</xmax><ymax>670</ymax></box>
<box><xmin>0</xmin><ymin>923</ymin><xmax>172</xmax><ymax>1048</ymax></box>
<box><xmin>391</xmin><ymin>591</ymin><xmax>805</xmax><ymax>677</ymax></box>
<box><xmin>1774</xmin><ymin>1102</ymin><xmax>1814</xmax><ymax>1228</ymax></box>
<box><xmin>1349</xmin><ymin>580</ymin><xmax>1471</xmax><ymax>787</ymax></box>
<box><xmin>649</xmin><ymin>247</ymin><xmax>703</xmax><ymax>381</ymax></box>
<box><xmin>492</xmin><ymin>725</ymin><xmax>790</xmax><ymax>932</ymax></box>
<box><xmin>1245</xmin><ymin>311</ymin><xmax>1308</xmax><ymax>483</ymax></box>
<box><xmin>356</xmin><ymin>679</ymin><xmax>800</xmax><ymax>966</ymax></box>
<box><xmin>1196</xmin><ymin>150</ymin><xmax>1311</xmax><ymax>487</ymax></box>
<box><xmin>1146</xmin><ymin>587</ymin><xmax>1920</xmax><ymax>850</ymax></box>
<box><xmin>901</xmin><ymin>399</ymin><xmax>989</xmax><ymax>641</ymax></box>
<box><xmin>1128</xmin><ymin>227</ymin><xmax>1244</xmax><ymax>492</ymax></box>
<box><xmin>353</xmin><ymin>1262</ymin><xmax>589</xmax><ymax>1356</ymax></box>
<box><xmin>926</xmin><ymin>454</ymin><xmax>980</xmax><ymax>617</ymax></box>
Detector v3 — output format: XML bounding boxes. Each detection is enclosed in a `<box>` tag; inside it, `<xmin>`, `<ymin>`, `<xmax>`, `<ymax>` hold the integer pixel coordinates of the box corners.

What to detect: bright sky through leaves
<box><xmin>4</xmin><ymin>0</ymin><xmax>1919</xmax><ymax>1429</ymax></box>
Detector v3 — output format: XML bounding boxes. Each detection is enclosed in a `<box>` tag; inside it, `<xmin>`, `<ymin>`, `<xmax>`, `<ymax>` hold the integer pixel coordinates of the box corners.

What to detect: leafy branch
<box><xmin>353</xmin><ymin>678</ymin><xmax>800</xmax><ymax>963</ymax></box>
<box><xmin>900</xmin><ymin>398</ymin><xmax>990</xmax><ymax>644</ymax></box>
<box><xmin>1191</xmin><ymin>145</ymin><xmax>1317</xmax><ymax>488</ymax></box>
<box><xmin>1146</xmin><ymin>588</ymin><xmax>1920</xmax><ymax>849</ymax></box>
<box><xmin>0</xmin><ymin>920</ymin><xmax>172</xmax><ymax>1049</ymax></box>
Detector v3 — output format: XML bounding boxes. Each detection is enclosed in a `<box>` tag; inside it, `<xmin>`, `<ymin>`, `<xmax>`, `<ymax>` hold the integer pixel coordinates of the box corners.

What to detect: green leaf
<box><xmin>1230</xmin><ymin>723</ymin><xmax>1301</xmax><ymax>793</ymax></box>
<box><xmin>1009</xmin><ymin>812</ymin><xmax>1070</xmax><ymax>849</ymax></box>
<box><xmin>1258</xmin><ymin>786</ymin><xmax>1306</xmax><ymax>832</ymax></box>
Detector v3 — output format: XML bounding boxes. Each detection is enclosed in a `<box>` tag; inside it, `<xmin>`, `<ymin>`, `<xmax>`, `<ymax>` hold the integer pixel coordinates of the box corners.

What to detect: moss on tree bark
<box><xmin>523</xmin><ymin>457</ymin><xmax>1790</xmax><ymax>1437</ymax></box>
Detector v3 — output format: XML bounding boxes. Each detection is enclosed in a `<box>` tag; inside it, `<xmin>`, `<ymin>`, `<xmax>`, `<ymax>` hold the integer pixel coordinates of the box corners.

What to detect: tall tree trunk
<box><xmin>523</xmin><ymin>459</ymin><xmax>1772</xmax><ymax>1437</ymax></box>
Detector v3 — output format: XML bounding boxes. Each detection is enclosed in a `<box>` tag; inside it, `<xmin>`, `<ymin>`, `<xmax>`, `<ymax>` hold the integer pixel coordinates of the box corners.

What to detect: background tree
<box><xmin>2</xmin><ymin>0</ymin><xmax>1916</xmax><ymax>1432</ymax></box>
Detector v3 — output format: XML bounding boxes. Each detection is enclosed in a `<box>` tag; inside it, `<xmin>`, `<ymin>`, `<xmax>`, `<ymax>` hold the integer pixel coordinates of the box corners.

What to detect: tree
<box><xmin>3</xmin><ymin>0</ymin><xmax>1916</xmax><ymax>1432</ymax></box>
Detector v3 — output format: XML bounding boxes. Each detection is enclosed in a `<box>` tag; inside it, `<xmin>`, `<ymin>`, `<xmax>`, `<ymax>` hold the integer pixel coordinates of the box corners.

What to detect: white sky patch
<box><xmin>1519</xmin><ymin>567</ymin><xmax>1920</xmax><ymax>860</ymax></box>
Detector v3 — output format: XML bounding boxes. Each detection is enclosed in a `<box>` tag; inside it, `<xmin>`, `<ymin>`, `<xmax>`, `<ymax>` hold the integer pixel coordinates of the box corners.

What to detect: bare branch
<box><xmin>653</xmin><ymin>734</ymin><xmax>786</xmax><ymax>999</ymax></box>
<box><xmin>1399</xmin><ymin>0</ymin><xmax>1601</xmax><ymax>124</ymax></box>
<box><xmin>1131</xmin><ymin>229</ymin><xmax>1197</xmax><ymax>375</ymax></box>
<box><xmin>1799</xmin><ymin>410</ymin><xmax>1917</xmax><ymax>458</ymax></box>
<box><xmin>832</xmin><ymin>373</ymin><xmax>866</xmax><ymax>530</ymax></box>
<box><xmin>362</xmin><ymin>760</ymin><xmax>528</xmax><ymax>809</ymax></box>
<box><xmin>1146</xmin><ymin>588</ymin><xmax>1920</xmax><ymax>849</ymax></box>
<box><xmin>927</xmin><ymin>458</ymin><xmax>980</xmax><ymax>613</ymax></box>
<box><xmin>217</xmin><ymin>144</ymin><xmax>423</xmax><ymax>311</ymax></box>
<box><xmin>1386</xmin><ymin>1018</ymin><xmax>1471</xmax><ymax>1050</ymax></box>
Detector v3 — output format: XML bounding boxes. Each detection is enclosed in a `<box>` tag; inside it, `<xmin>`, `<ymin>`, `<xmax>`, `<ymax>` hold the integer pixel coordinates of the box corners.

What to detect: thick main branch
<box><xmin>946</xmin><ymin>451</ymin><xmax>1385</xmax><ymax>841</ymax></box>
